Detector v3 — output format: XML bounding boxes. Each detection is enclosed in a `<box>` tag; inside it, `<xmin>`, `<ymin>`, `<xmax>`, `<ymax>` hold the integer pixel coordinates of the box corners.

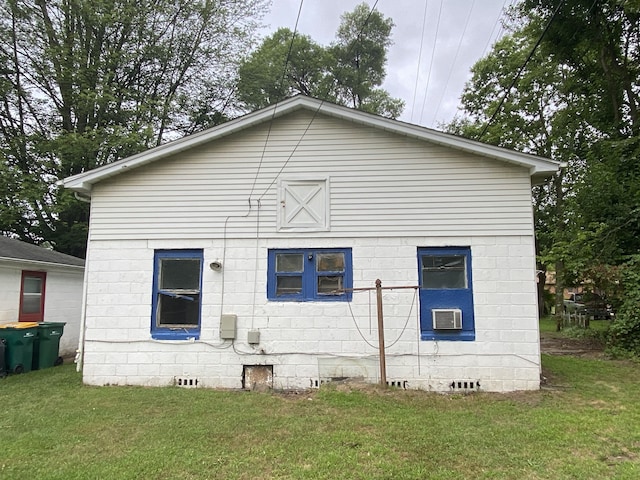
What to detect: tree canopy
<box><xmin>0</xmin><ymin>0</ymin><xmax>268</xmax><ymax>257</ymax></box>
<box><xmin>237</xmin><ymin>3</ymin><xmax>404</xmax><ymax>119</ymax></box>
<box><xmin>451</xmin><ymin>0</ymin><xmax>640</xmax><ymax>342</ymax></box>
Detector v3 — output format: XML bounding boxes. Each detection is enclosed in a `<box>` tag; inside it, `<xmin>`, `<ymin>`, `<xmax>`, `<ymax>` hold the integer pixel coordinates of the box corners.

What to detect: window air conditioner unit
<box><xmin>432</xmin><ymin>309</ymin><xmax>462</xmax><ymax>330</ymax></box>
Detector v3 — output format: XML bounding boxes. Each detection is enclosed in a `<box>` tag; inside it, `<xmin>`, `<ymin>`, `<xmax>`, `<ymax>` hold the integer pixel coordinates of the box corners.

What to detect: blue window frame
<box><xmin>267</xmin><ymin>248</ymin><xmax>352</xmax><ymax>301</ymax></box>
<box><xmin>418</xmin><ymin>247</ymin><xmax>475</xmax><ymax>341</ymax></box>
<box><xmin>151</xmin><ymin>250</ymin><xmax>203</xmax><ymax>340</ymax></box>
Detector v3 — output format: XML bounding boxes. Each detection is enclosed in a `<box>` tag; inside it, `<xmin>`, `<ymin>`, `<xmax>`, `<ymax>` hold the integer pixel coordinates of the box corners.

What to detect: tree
<box><xmin>237</xmin><ymin>3</ymin><xmax>404</xmax><ymax>118</ymax></box>
<box><xmin>0</xmin><ymin>0</ymin><xmax>268</xmax><ymax>257</ymax></box>
<box><xmin>451</xmin><ymin>1</ymin><xmax>640</xmax><ymax>336</ymax></box>
<box><xmin>328</xmin><ymin>3</ymin><xmax>403</xmax><ymax>117</ymax></box>
<box><xmin>237</xmin><ymin>28</ymin><xmax>329</xmax><ymax>110</ymax></box>
<box><xmin>447</xmin><ymin>27</ymin><xmax>585</xmax><ymax>320</ymax></box>
<box><xmin>525</xmin><ymin>0</ymin><xmax>640</xmax><ymax>272</ymax></box>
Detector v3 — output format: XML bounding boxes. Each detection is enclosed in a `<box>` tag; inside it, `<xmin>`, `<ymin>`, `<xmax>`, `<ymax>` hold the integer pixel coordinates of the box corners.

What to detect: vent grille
<box><xmin>432</xmin><ymin>309</ymin><xmax>462</xmax><ymax>330</ymax></box>
<box><xmin>450</xmin><ymin>380</ymin><xmax>480</xmax><ymax>391</ymax></box>
<box><xmin>386</xmin><ymin>380</ymin><xmax>409</xmax><ymax>389</ymax></box>
<box><xmin>175</xmin><ymin>377</ymin><xmax>199</xmax><ymax>388</ymax></box>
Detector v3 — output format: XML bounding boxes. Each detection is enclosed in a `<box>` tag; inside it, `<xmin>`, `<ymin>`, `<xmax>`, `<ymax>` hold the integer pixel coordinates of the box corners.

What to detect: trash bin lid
<box><xmin>0</xmin><ymin>322</ymin><xmax>39</xmax><ymax>329</ymax></box>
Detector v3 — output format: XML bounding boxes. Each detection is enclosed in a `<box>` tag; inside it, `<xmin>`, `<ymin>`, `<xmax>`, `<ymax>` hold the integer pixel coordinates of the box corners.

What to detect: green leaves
<box><xmin>237</xmin><ymin>28</ymin><xmax>329</xmax><ymax>110</ymax></box>
<box><xmin>0</xmin><ymin>0</ymin><xmax>269</xmax><ymax>255</ymax></box>
<box><xmin>237</xmin><ymin>3</ymin><xmax>404</xmax><ymax>119</ymax></box>
<box><xmin>453</xmin><ymin>0</ymin><xmax>640</xmax><ymax>283</ymax></box>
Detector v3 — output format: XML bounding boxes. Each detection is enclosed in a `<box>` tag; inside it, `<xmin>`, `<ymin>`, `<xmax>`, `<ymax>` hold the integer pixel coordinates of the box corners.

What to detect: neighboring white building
<box><xmin>61</xmin><ymin>96</ymin><xmax>560</xmax><ymax>392</ymax></box>
<box><xmin>0</xmin><ymin>237</ymin><xmax>85</xmax><ymax>356</ymax></box>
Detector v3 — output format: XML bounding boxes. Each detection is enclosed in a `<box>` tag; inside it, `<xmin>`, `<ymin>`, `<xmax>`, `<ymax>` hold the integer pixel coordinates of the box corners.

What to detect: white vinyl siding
<box><xmin>88</xmin><ymin>110</ymin><xmax>534</xmax><ymax>240</ymax></box>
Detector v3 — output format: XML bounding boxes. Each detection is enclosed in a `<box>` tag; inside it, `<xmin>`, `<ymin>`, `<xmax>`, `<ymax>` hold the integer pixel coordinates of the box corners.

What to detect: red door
<box><xmin>19</xmin><ymin>271</ymin><xmax>46</xmax><ymax>322</ymax></box>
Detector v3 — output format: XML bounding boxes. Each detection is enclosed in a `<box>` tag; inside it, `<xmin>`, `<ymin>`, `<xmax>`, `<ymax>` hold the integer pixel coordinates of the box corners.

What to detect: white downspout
<box><xmin>74</xmin><ymin>191</ymin><xmax>91</xmax><ymax>373</ymax></box>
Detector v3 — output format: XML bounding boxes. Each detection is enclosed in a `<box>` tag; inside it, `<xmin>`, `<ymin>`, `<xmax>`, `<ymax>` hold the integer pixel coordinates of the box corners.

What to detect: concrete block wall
<box><xmin>81</xmin><ymin>235</ymin><xmax>540</xmax><ymax>392</ymax></box>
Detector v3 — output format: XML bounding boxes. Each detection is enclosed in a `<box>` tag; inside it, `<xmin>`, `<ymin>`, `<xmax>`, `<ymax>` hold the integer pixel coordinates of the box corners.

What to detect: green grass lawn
<box><xmin>2</xmin><ymin>356</ymin><xmax>639</xmax><ymax>479</ymax></box>
<box><xmin>539</xmin><ymin>315</ymin><xmax>611</xmax><ymax>336</ymax></box>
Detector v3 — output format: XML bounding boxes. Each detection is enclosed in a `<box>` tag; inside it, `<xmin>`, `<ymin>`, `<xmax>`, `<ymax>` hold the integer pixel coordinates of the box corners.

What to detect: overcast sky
<box><xmin>261</xmin><ymin>0</ymin><xmax>514</xmax><ymax>129</ymax></box>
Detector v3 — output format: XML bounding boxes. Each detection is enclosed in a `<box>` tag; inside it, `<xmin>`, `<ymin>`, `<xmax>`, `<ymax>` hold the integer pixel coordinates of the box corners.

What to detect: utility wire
<box><xmin>410</xmin><ymin>0</ymin><xmax>430</xmax><ymax>124</ymax></box>
<box><xmin>430</xmin><ymin>0</ymin><xmax>476</xmax><ymax>127</ymax></box>
<box><xmin>257</xmin><ymin>0</ymin><xmax>382</xmax><ymax>201</ymax></box>
<box><xmin>248</xmin><ymin>0</ymin><xmax>305</xmax><ymax>200</ymax></box>
<box><xmin>481</xmin><ymin>0</ymin><xmax>511</xmax><ymax>58</ymax></box>
<box><xmin>477</xmin><ymin>0</ymin><xmax>566</xmax><ymax>141</ymax></box>
<box><xmin>418</xmin><ymin>0</ymin><xmax>443</xmax><ymax>125</ymax></box>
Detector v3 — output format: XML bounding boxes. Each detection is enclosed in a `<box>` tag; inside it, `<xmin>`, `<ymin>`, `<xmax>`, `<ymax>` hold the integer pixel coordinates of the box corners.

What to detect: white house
<box><xmin>61</xmin><ymin>96</ymin><xmax>560</xmax><ymax>392</ymax></box>
<box><xmin>0</xmin><ymin>237</ymin><xmax>85</xmax><ymax>356</ymax></box>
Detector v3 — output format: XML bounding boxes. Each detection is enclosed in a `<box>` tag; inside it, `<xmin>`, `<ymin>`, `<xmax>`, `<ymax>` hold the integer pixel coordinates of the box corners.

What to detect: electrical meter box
<box><xmin>247</xmin><ymin>330</ymin><xmax>260</xmax><ymax>344</ymax></box>
<box><xmin>220</xmin><ymin>314</ymin><xmax>237</xmax><ymax>340</ymax></box>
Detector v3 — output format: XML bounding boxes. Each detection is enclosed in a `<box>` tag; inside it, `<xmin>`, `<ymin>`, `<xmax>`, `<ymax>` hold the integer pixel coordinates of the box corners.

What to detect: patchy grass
<box><xmin>539</xmin><ymin>315</ymin><xmax>560</xmax><ymax>334</ymax></box>
<box><xmin>1</xmin><ymin>359</ymin><xmax>640</xmax><ymax>479</ymax></box>
<box><xmin>540</xmin><ymin>316</ymin><xmax>611</xmax><ymax>336</ymax></box>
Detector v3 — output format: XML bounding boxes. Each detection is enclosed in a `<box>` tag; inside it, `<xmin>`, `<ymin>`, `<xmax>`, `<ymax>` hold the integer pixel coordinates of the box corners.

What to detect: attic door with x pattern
<box><xmin>277</xmin><ymin>178</ymin><xmax>329</xmax><ymax>231</ymax></box>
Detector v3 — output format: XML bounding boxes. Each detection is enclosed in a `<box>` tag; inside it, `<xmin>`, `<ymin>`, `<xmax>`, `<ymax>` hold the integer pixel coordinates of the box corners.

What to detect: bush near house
<box><xmin>607</xmin><ymin>255</ymin><xmax>640</xmax><ymax>358</ymax></box>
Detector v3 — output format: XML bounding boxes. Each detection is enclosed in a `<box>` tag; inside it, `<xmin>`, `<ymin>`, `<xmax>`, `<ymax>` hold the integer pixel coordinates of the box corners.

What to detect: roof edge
<box><xmin>61</xmin><ymin>95</ymin><xmax>561</xmax><ymax>195</ymax></box>
<box><xmin>0</xmin><ymin>256</ymin><xmax>85</xmax><ymax>270</ymax></box>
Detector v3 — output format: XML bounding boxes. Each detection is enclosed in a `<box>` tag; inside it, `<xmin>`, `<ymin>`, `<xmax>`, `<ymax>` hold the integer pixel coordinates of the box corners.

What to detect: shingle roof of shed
<box><xmin>0</xmin><ymin>236</ymin><xmax>85</xmax><ymax>267</ymax></box>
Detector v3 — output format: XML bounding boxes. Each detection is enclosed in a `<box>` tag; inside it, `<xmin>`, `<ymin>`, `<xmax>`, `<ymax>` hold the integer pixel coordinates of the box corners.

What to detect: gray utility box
<box><xmin>247</xmin><ymin>330</ymin><xmax>260</xmax><ymax>344</ymax></box>
<box><xmin>220</xmin><ymin>314</ymin><xmax>237</xmax><ymax>340</ymax></box>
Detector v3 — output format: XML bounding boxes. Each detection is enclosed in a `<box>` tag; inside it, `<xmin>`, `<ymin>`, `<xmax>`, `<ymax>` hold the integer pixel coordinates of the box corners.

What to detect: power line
<box><xmin>477</xmin><ymin>0</ymin><xmax>566</xmax><ymax>141</ymax></box>
<box><xmin>409</xmin><ymin>0</ymin><xmax>430</xmax><ymax>124</ymax></box>
<box><xmin>430</xmin><ymin>0</ymin><xmax>476</xmax><ymax>127</ymax></box>
<box><xmin>248</xmin><ymin>0</ymin><xmax>306</xmax><ymax>200</ymax></box>
<box><xmin>481</xmin><ymin>0</ymin><xmax>511</xmax><ymax>58</ymax></box>
<box><xmin>418</xmin><ymin>0</ymin><xmax>443</xmax><ymax>125</ymax></box>
<box><xmin>258</xmin><ymin>0</ymin><xmax>382</xmax><ymax>201</ymax></box>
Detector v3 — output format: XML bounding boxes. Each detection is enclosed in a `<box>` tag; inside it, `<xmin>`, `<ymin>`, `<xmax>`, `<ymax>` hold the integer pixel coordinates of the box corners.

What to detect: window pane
<box><xmin>22</xmin><ymin>294</ymin><xmax>42</xmax><ymax>314</ymax></box>
<box><xmin>317</xmin><ymin>276</ymin><xmax>343</xmax><ymax>295</ymax></box>
<box><xmin>316</xmin><ymin>253</ymin><xmax>345</xmax><ymax>272</ymax></box>
<box><xmin>160</xmin><ymin>259</ymin><xmax>200</xmax><ymax>290</ymax></box>
<box><xmin>157</xmin><ymin>294</ymin><xmax>200</xmax><ymax>326</ymax></box>
<box><xmin>276</xmin><ymin>254</ymin><xmax>303</xmax><ymax>272</ymax></box>
<box><xmin>276</xmin><ymin>276</ymin><xmax>302</xmax><ymax>295</ymax></box>
<box><xmin>422</xmin><ymin>255</ymin><xmax>466</xmax><ymax>289</ymax></box>
<box><xmin>424</xmin><ymin>255</ymin><xmax>465</xmax><ymax>270</ymax></box>
<box><xmin>23</xmin><ymin>277</ymin><xmax>42</xmax><ymax>294</ymax></box>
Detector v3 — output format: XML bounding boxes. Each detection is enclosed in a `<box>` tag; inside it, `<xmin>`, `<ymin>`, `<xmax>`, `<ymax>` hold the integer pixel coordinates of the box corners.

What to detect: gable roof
<box><xmin>0</xmin><ymin>236</ymin><xmax>85</xmax><ymax>269</ymax></box>
<box><xmin>61</xmin><ymin>95</ymin><xmax>561</xmax><ymax>196</ymax></box>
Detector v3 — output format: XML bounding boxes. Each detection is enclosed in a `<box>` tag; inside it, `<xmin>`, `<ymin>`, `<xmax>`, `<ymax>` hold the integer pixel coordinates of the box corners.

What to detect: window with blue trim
<box><xmin>267</xmin><ymin>248</ymin><xmax>352</xmax><ymax>301</ymax></box>
<box><xmin>418</xmin><ymin>247</ymin><xmax>475</xmax><ymax>341</ymax></box>
<box><xmin>151</xmin><ymin>250</ymin><xmax>203</xmax><ymax>340</ymax></box>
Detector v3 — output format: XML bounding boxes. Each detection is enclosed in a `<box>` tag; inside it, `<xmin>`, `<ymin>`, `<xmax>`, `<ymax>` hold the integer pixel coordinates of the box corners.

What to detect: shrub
<box><xmin>606</xmin><ymin>255</ymin><xmax>640</xmax><ymax>357</ymax></box>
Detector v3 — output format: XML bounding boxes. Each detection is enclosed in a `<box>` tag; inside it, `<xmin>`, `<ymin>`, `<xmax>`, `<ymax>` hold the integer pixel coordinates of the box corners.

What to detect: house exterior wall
<box><xmin>0</xmin><ymin>264</ymin><xmax>20</xmax><ymax>323</ymax></box>
<box><xmin>0</xmin><ymin>260</ymin><xmax>83</xmax><ymax>356</ymax></box>
<box><xmin>43</xmin><ymin>269</ymin><xmax>84</xmax><ymax>356</ymax></box>
<box><xmin>79</xmin><ymin>110</ymin><xmax>542</xmax><ymax>392</ymax></box>
<box><xmin>88</xmin><ymin>110</ymin><xmax>533</xmax><ymax>240</ymax></box>
<box><xmin>81</xmin><ymin>235</ymin><xmax>540</xmax><ymax>392</ymax></box>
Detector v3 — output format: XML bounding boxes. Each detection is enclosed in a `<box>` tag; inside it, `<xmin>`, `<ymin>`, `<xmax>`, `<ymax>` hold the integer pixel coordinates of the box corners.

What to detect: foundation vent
<box><xmin>450</xmin><ymin>380</ymin><xmax>480</xmax><ymax>392</ymax></box>
<box><xmin>386</xmin><ymin>380</ymin><xmax>409</xmax><ymax>389</ymax></box>
<box><xmin>176</xmin><ymin>377</ymin><xmax>199</xmax><ymax>388</ymax></box>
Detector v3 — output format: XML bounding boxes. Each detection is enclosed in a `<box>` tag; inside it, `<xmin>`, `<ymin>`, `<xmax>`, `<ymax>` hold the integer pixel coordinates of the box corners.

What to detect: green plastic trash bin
<box><xmin>0</xmin><ymin>322</ymin><xmax>39</xmax><ymax>374</ymax></box>
<box><xmin>33</xmin><ymin>322</ymin><xmax>66</xmax><ymax>370</ymax></box>
<box><xmin>0</xmin><ymin>338</ymin><xmax>7</xmax><ymax>378</ymax></box>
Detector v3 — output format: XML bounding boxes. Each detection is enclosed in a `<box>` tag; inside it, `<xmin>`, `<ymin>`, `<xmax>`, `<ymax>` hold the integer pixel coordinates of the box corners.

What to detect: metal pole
<box><xmin>375</xmin><ymin>279</ymin><xmax>387</xmax><ymax>386</ymax></box>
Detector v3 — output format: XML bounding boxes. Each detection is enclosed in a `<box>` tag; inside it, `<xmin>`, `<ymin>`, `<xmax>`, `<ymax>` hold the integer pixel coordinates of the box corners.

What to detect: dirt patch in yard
<box><xmin>540</xmin><ymin>333</ymin><xmax>606</xmax><ymax>358</ymax></box>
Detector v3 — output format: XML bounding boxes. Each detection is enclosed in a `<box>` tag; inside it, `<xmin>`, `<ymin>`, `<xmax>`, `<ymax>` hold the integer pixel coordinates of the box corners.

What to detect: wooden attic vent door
<box><xmin>277</xmin><ymin>178</ymin><xmax>330</xmax><ymax>231</ymax></box>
